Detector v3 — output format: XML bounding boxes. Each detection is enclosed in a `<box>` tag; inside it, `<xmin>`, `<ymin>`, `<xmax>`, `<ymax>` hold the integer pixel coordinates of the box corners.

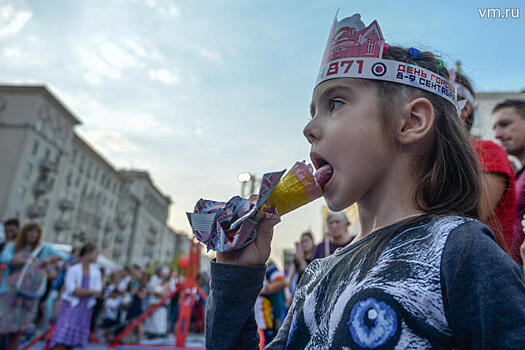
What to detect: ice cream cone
<box><xmin>262</xmin><ymin>162</ymin><xmax>322</xmax><ymax>216</ymax></box>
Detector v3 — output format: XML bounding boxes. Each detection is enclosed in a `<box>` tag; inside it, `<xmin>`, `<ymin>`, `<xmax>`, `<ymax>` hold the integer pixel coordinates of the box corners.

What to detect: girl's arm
<box><xmin>205</xmin><ymin>205</ymin><xmax>278</xmax><ymax>349</ymax></box>
<box><xmin>206</xmin><ymin>262</ymin><xmax>265</xmax><ymax>350</ymax></box>
<box><xmin>441</xmin><ymin>220</ymin><xmax>525</xmax><ymax>349</ymax></box>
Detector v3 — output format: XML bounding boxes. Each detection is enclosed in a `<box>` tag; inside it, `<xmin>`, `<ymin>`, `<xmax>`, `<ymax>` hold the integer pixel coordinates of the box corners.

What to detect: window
<box><xmin>31</xmin><ymin>140</ymin><xmax>39</xmax><ymax>156</ymax></box>
<box><xmin>18</xmin><ymin>186</ymin><xmax>27</xmax><ymax>201</ymax></box>
<box><xmin>35</xmin><ymin>118</ymin><xmax>43</xmax><ymax>132</ymax></box>
<box><xmin>24</xmin><ymin>162</ymin><xmax>33</xmax><ymax>180</ymax></box>
<box><xmin>366</xmin><ymin>41</ymin><xmax>375</xmax><ymax>55</ymax></box>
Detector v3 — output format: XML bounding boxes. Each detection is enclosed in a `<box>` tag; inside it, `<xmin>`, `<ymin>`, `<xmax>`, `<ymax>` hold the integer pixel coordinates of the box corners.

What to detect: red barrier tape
<box><xmin>20</xmin><ymin>323</ymin><xmax>55</xmax><ymax>350</ymax></box>
<box><xmin>110</xmin><ymin>286</ymin><xmax>182</xmax><ymax>347</ymax></box>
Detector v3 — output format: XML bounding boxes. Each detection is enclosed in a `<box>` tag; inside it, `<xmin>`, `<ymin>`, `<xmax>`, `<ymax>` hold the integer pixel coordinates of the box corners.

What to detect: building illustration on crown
<box><xmin>321</xmin><ymin>14</ymin><xmax>385</xmax><ymax>65</ymax></box>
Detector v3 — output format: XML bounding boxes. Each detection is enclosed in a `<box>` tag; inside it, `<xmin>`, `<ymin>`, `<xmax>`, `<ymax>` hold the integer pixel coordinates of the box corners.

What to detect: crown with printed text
<box><xmin>316</xmin><ymin>13</ymin><xmax>458</xmax><ymax>108</ymax></box>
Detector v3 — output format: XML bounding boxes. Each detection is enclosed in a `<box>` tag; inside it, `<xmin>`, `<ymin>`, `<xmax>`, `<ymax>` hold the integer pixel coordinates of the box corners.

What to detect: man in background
<box><xmin>493</xmin><ymin>99</ymin><xmax>525</xmax><ymax>264</ymax></box>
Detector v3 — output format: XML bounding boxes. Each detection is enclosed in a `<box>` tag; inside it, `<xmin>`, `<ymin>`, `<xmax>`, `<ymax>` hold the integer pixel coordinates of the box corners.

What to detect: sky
<box><xmin>0</xmin><ymin>0</ymin><xmax>523</xmax><ymax>263</ymax></box>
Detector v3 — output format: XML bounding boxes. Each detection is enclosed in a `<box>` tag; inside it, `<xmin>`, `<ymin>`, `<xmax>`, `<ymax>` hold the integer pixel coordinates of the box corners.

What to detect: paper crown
<box><xmin>448</xmin><ymin>69</ymin><xmax>475</xmax><ymax>105</ymax></box>
<box><xmin>316</xmin><ymin>13</ymin><xmax>457</xmax><ymax>107</ymax></box>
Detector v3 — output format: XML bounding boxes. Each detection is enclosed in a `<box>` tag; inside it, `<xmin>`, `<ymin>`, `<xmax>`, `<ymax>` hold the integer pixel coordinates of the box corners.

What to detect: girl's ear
<box><xmin>397</xmin><ymin>97</ymin><xmax>435</xmax><ymax>144</ymax></box>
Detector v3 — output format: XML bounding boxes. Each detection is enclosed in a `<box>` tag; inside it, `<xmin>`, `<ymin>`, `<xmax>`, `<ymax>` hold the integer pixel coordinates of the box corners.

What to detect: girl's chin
<box><xmin>324</xmin><ymin>195</ymin><xmax>347</xmax><ymax>212</ymax></box>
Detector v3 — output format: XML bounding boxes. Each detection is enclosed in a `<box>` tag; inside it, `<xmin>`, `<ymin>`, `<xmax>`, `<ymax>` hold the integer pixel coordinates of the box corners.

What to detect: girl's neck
<box><xmin>81</xmin><ymin>260</ymin><xmax>90</xmax><ymax>271</ymax></box>
<box><xmin>356</xmin><ymin>161</ymin><xmax>424</xmax><ymax>241</ymax></box>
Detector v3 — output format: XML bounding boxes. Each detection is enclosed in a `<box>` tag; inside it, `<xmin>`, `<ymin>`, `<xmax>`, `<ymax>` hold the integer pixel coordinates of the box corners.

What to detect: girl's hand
<box><xmin>216</xmin><ymin>205</ymin><xmax>280</xmax><ymax>267</ymax></box>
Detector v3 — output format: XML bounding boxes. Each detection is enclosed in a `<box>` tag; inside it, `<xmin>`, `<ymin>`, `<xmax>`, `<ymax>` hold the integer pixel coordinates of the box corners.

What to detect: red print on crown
<box><xmin>322</xmin><ymin>18</ymin><xmax>384</xmax><ymax>66</ymax></box>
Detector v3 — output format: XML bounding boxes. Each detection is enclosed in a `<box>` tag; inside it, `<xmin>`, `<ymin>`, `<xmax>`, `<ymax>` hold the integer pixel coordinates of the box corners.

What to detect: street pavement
<box><xmin>24</xmin><ymin>333</ymin><xmax>205</xmax><ymax>350</ymax></box>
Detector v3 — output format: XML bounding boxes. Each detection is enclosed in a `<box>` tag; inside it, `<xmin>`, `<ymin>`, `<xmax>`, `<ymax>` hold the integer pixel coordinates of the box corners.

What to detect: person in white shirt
<box><xmin>49</xmin><ymin>243</ymin><xmax>102</xmax><ymax>350</ymax></box>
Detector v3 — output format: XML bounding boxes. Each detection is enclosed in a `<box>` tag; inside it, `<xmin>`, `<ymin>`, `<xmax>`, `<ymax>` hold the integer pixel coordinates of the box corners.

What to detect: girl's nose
<box><xmin>303</xmin><ymin>119</ymin><xmax>321</xmax><ymax>144</ymax></box>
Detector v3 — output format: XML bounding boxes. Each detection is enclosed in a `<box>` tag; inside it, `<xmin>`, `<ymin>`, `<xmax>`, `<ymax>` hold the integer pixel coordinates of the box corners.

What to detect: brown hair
<box><xmin>14</xmin><ymin>222</ymin><xmax>43</xmax><ymax>252</ymax></box>
<box><xmin>349</xmin><ymin>46</ymin><xmax>482</xmax><ymax>267</ymax></box>
<box><xmin>300</xmin><ymin>231</ymin><xmax>315</xmax><ymax>245</ymax></box>
<box><xmin>79</xmin><ymin>242</ymin><xmax>97</xmax><ymax>257</ymax></box>
<box><xmin>493</xmin><ymin>99</ymin><xmax>525</xmax><ymax>117</ymax></box>
<box><xmin>373</xmin><ymin>46</ymin><xmax>481</xmax><ymax>219</ymax></box>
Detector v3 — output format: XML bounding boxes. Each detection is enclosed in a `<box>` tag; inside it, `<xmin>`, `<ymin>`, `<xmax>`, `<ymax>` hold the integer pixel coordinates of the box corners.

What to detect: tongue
<box><xmin>314</xmin><ymin>164</ymin><xmax>333</xmax><ymax>189</ymax></box>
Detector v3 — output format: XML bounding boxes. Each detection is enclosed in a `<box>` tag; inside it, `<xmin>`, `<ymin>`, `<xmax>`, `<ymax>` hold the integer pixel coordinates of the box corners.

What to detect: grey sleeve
<box><xmin>441</xmin><ymin>219</ymin><xmax>525</xmax><ymax>349</ymax></box>
<box><xmin>205</xmin><ymin>261</ymin><xmax>265</xmax><ymax>350</ymax></box>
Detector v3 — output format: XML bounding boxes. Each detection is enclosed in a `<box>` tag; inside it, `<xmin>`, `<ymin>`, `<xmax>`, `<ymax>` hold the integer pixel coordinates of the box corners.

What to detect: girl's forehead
<box><xmin>312</xmin><ymin>78</ymin><xmax>370</xmax><ymax>100</ymax></box>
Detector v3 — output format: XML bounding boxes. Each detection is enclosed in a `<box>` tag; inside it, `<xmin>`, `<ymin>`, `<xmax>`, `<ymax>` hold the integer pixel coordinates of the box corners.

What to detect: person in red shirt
<box><xmin>493</xmin><ymin>99</ymin><xmax>525</xmax><ymax>265</ymax></box>
<box><xmin>453</xmin><ymin>72</ymin><xmax>518</xmax><ymax>262</ymax></box>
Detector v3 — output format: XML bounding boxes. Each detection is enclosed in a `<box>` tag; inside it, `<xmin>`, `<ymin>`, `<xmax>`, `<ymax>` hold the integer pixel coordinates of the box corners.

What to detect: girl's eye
<box><xmin>329</xmin><ymin>100</ymin><xmax>344</xmax><ymax>112</ymax></box>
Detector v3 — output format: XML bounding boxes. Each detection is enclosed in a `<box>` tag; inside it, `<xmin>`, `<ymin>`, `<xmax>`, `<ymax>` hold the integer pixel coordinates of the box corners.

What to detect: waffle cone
<box><xmin>263</xmin><ymin>162</ymin><xmax>322</xmax><ymax>216</ymax></box>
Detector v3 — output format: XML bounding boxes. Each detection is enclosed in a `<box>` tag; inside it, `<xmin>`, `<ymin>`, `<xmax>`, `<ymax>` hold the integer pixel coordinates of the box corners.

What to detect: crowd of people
<box><xmin>0</xmin><ymin>220</ymin><xmax>208</xmax><ymax>350</ymax></box>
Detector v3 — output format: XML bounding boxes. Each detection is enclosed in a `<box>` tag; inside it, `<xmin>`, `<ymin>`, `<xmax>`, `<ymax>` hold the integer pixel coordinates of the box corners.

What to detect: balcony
<box><xmin>116</xmin><ymin>216</ymin><xmax>128</xmax><ymax>229</ymax></box>
<box><xmin>33</xmin><ymin>179</ymin><xmax>53</xmax><ymax>196</ymax></box>
<box><xmin>26</xmin><ymin>203</ymin><xmax>46</xmax><ymax>219</ymax></box>
<box><xmin>40</xmin><ymin>158</ymin><xmax>58</xmax><ymax>172</ymax></box>
<box><xmin>59</xmin><ymin>198</ymin><xmax>75</xmax><ymax>211</ymax></box>
<box><xmin>102</xmin><ymin>235</ymin><xmax>111</xmax><ymax>247</ymax></box>
<box><xmin>54</xmin><ymin>219</ymin><xmax>71</xmax><ymax>231</ymax></box>
<box><xmin>115</xmin><ymin>234</ymin><xmax>124</xmax><ymax>244</ymax></box>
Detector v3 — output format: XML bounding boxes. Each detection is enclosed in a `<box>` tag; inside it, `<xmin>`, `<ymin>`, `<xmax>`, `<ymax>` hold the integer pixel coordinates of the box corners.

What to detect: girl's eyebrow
<box><xmin>325</xmin><ymin>85</ymin><xmax>354</xmax><ymax>98</ymax></box>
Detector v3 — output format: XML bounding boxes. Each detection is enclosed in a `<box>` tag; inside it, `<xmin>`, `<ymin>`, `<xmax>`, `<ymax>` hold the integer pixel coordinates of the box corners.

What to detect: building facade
<box><xmin>0</xmin><ymin>85</ymin><xmax>194</xmax><ymax>268</ymax></box>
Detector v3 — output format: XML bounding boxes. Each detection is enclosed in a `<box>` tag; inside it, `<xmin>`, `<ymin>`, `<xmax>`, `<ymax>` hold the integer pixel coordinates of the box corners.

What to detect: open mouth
<box><xmin>310</xmin><ymin>152</ymin><xmax>334</xmax><ymax>191</ymax></box>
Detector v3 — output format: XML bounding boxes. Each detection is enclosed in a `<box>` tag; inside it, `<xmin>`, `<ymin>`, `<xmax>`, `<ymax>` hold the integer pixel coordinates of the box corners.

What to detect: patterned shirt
<box><xmin>206</xmin><ymin>216</ymin><xmax>525</xmax><ymax>349</ymax></box>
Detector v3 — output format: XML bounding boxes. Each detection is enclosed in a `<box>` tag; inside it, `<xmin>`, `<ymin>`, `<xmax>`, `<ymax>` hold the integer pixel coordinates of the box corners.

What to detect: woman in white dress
<box><xmin>144</xmin><ymin>267</ymin><xmax>171</xmax><ymax>337</ymax></box>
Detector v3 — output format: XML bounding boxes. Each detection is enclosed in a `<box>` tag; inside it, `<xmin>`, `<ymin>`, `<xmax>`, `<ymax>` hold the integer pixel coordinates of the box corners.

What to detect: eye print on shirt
<box><xmin>332</xmin><ymin>288</ymin><xmax>402</xmax><ymax>349</ymax></box>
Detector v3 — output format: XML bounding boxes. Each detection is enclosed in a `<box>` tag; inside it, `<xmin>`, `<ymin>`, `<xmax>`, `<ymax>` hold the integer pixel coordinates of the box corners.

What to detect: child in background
<box><xmin>286</xmin><ymin>232</ymin><xmax>315</xmax><ymax>306</ymax></box>
<box><xmin>205</xmin><ymin>13</ymin><xmax>525</xmax><ymax>349</ymax></box>
<box><xmin>101</xmin><ymin>289</ymin><xmax>121</xmax><ymax>340</ymax></box>
<box><xmin>255</xmin><ymin>261</ymin><xmax>287</xmax><ymax>346</ymax></box>
<box><xmin>49</xmin><ymin>243</ymin><xmax>101</xmax><ymax>350</ymax></box>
